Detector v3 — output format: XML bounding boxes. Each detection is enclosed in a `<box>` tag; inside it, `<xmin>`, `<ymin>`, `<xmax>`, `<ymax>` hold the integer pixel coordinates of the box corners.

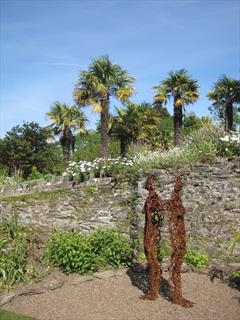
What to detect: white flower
<box><xmin>219</xmin><ymin>136</ymin><xmax>229</xmax><ymax>142</ymax></box>
<box><xmin>230</xmin><ymin>136</ymin><xmax>240</xmax><ymax>142</ymax></box>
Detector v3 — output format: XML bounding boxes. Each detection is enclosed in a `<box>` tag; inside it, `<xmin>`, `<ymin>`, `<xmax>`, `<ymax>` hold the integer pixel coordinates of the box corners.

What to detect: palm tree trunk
<box><xmin>225</xmin><ymin>99</ymin><xmax>233</xmax><ymax>132</ymax></box>
<box><xmin>120</xmin><ymin>136</ymin><xmax>129</xmax><ymax>157</ymax></box>
<box><xmin>100</xmin><ymin>97</ymin><xmax>110</xmax><ymax>159</ymax></box>
<box><xmin>60</xmin><ymin>129</ymin><xmax>72</xmax><ymax>166</ymax></box>
<box><xmin>173</xmin><ymin>100</ymin><xmax>183</xmax><ymax>146</ymax></box>
<box><xmin>61</xmin><ymin>141</ymin><xmax>71</xmax><ymax>165</ymax></box>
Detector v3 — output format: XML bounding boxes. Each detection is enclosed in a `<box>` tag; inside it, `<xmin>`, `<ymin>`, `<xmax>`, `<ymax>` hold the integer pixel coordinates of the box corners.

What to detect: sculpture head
<box><xmin>174</xmin><ymin>175</ymin><xmax>183</xmax><ymax>192</ymax></box>
<box><xmin>145</xmin><ymin>175</ymin><xmax>156</xmax><ymax>191</ymax></box>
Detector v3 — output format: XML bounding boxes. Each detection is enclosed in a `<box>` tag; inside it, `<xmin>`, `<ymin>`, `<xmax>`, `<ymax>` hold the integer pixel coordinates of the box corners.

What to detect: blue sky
<box><xmin>0</xmin><ymin>0</ymin><xmax>239</xmax><ymax>138</ymax></box>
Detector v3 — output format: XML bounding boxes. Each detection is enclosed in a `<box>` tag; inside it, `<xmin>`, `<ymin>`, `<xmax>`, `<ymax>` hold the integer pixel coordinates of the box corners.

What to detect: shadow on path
<box><xmin>126</xmin><ymin>263</ymin><xmax>171</xmax><ymax>301</ymax></box>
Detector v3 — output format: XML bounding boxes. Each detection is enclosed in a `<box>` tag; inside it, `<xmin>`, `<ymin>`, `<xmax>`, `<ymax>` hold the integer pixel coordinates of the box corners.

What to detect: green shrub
<box><xmin>217</xmin><ymin>131</ymin><xmax>240</xmax><ymax>156</ymax></box>
<box><xmin>73</xmin><ymin>131</ymin><xmax>120</xmax><ymax>162</ymax></box>
<box><xmin>44</xmin><ymin>231</ymin><xmax>97</xmax><ymax>275</ymax></box>
<box><xmin>44</xmin><ymin>228</ymin><xmax>133</xmax><ymax>275</ymax></box>
<box><xmin>89</xmin><ymin>228</ymin><xmax>132</xmax><ymax>268</ymax></box>
<box><xmin>0</xmin><ymin>217</ymin><xmax>28</xmax><ymax>290</ymax></box>
<box><xmin>27</xmin><ymin>166</ymin><xmax>43</xmax><ymax>180</ymax></box>
<box><xmin>184</xmin><ymin>249</ymin><xmax>209</xmax><ymax>269</ymax></box>
<box><xmin>0</xmin><ymin>216</ymin><xmax>46</xmax><ymax>291</ymax></box>
<box><xmin>132</xmin><ymin>121</ymin><xmax>221</xmax><ymax>170</ymax></box>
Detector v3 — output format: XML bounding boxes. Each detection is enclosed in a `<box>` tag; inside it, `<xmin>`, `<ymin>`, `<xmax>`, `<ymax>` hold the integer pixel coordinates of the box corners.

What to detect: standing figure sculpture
<box><xmin>168</xmin><ymin>175</ymin><xmax>194</xmax><ymax>308</ymax></box>
<box><xmin>140</xmin><ymin>175</ymin><xmax>167</xmax><ymax>300</ymax></box>
<box><xmin>141</xmin><ymin>174</ymin><xmax>194</xmax><ymax>308</ymax></box>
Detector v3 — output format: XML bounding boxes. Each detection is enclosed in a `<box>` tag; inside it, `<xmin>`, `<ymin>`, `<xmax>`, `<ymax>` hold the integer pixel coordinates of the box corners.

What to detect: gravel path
<box><xmin>2</xmin><ymin>269</ymin><xmax>240</xmax><ymax>320</ymax></box>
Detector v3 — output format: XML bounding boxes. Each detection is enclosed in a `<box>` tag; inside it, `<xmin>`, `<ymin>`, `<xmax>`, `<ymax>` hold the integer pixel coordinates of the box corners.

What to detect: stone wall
<box><xmin>0</xmin><ymin>158</ymin><xmax>239</xmax><ymax>261</ymax></box>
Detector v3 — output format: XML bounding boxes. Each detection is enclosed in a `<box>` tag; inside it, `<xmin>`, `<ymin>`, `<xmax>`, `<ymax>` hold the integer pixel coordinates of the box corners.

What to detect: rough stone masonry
<box><xmin>0</xmin><ymin>157</ymin><xmax>239</xmax><ymax>261</ymax></box>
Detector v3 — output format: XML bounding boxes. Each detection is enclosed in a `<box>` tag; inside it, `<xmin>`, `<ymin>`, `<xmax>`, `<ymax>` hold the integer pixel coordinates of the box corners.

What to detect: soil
<box><xmin>2</xmin><ymin>266</ymin><xmax>240</xmax><ymax>320</ymax></box>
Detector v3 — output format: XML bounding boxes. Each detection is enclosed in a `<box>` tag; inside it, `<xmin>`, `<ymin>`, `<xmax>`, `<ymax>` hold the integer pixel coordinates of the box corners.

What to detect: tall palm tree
<box><xmin>207</xmin><ymin>75</ymin><xmax>240</xmax><ymax>131</ymax></box>
<box><xmin>153</xmin><ymin>69</ymin><xmax>199</xmax><ymax>146</ymax></box>
<box><xmin>73</xmin><ymin>55</ymin><xmax>135</xmax><ymax>159</ymax></box>
<box><xmin>110</xmin><ymin>103</ymin><xmax>160</xmax><ymax>156</ymax></box>
<box><xmin>46</xmin><ymin>101</ymin><xmax>87</xmax><ymax>164</ymax></box>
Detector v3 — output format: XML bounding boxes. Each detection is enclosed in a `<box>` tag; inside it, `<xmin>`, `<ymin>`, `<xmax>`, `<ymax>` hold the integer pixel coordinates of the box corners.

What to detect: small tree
<box><xmin>153</xmin><ymin>69</ymin><xmax>199</xmax><ymax>146</ymax></box>
<box><xmin>0</xmin><ymin>122</ymin><xmax>61</xmax><ymax>178</ymax></box>
<box><xmin>46</xmin><ymin>102</ymin><xmax>87</xmax><ymax>165</ymax></box>
<box><xmin>207</xmin><ymin>75</ymin><xmax>240</xmax><ymax>131</ymax></box>
<box><xmin>110</xmin><ymin>103</ymin><xmax>160</xmax><ymax>156</ymax></box>
<box><xmin>73</xmin><ymin>55</ymin><xmax>135</xmax><ymax>159</ymax></box>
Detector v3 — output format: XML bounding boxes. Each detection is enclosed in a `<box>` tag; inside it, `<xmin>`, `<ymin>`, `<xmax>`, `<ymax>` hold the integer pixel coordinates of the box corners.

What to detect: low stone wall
<box><xmin>0</xmin><ymin>157</ymin><xmax>239</xmax><ymax>261</ymax></box>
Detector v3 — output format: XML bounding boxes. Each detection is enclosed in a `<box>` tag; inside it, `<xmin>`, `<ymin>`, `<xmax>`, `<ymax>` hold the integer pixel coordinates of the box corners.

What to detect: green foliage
<box><xmin>44</xmin><ymin>231</ymin><xmax>97</xmax><ymax>275</ymax></box>
<box><xmin>232</xmin><ymin>270</ymin><xmax>240</xmax><ymax>278</ymax></box>
<box><xmin>0</xmin><ymin>122</ymin><xmax>63</xmax><ymax>178</ymax></box>
<box><xmin>207</xmin><ymin>75</ymin><xmax>240</xmax><ymax>131</ymax></box>
<box><xmin>44</xmin><ymin>228</ymin><xmax>132</xmax><ymax>275</ymax></box>
<box><xmin>63</xmin><ymin>157</ymin><xmax>133</xmax><ymax>182</ymax></box>
<box><xmin>132</xmin><ymin>120</ymin><xmax>221</xmax><ymax>170</ymax></box>
<box><xmin>0</xmin><ymin>167</ymin><xmax>23</xmax><ymax>188</ymax></box>
<box><xmin>73</xmin><ymin>131</ymin><xmax>120</xmax><ymax>162</ymax></box>
<box><xmin>230</xmin><ymin>230</ymin><xmax>240</xmax><ymax>253</ymax></box>
<box><xmin>0</xmin><ymin>216</ymin><xmax>46</xmax><ymax>291</ymax></box>
<box><xmin>73</xmin><ymin>55</ymin><xmax>135</xmax><ymax>158</ymax></box>
<box><xmin>27</xmin><ymin>166</ymin><xmax>43</xmax><ymax>180</ymax></box>
<box><xmin>88</xmin><ymin>228</ymin><xmax>132</xmax><ymax>268</ymax></box>
<box><xmin>110</xmin><ymin>102</ymin><xmax>161</xmax><ymax>155</ymax></box>
<box><xmin>0</xmin><ymin>310</ymin><xmax>38</xmax><ymax>320</ymax></box>
<box><xmin>183</xmin><ymin>112</ymin><xmax>203</xmax><ymax>135</ymax></box>
<box><xmin>153</xmin><ymin>116</ymin><xmax>174</xmax><ymax>150</ymax></box>
<box><xmin>184</xmin><ymin>249</ymin><xmax>209</xmax><ymax>269</ymax></box>
<box><xmin>0</xmin><ymin>216</ymin><xmax>28</xmax><ymax>290</ymax></box>
<box><xmin>157</xmin><ymin>244</ymin><xmax>171</xmax><ymax>262</ymax></box>
<box><xmin>46</xmin><ymin>101</ymin><xmax>87</xmax><ymax>164</ymax></box>
<box><xmin>217</xmin><ymin>132</ymin><xmax>240</xmax><ymax>156</ymax></box>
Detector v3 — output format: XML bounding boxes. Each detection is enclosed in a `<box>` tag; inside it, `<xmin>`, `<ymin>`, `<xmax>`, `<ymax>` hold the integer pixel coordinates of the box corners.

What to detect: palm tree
<box><xmin>46</xmin><ymin>101</ymin><xmax>87</xmax><ymax>164</ymax></box>
<box><xmin>207</xmin><ymin>75</ymin><xmax>240</xmax><ymax>131</ymax></box>
<box><xmin>153</xmin><ymin>69</ymin><xmax>199</xmax><ymax>146</ymax></box>
<box><xmin>73</xmin><ymin>55</ymin><xmax>135</xmax><ymax>159</ymax></box>
<box><xmin>110</xmin><ymin>103</ymin><xmax>160</xmax><ymax>156</ymax></box>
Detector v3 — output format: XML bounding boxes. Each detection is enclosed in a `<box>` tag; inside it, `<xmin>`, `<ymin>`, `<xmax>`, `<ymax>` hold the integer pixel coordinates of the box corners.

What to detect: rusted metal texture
<box><xmin>141</xmin><ymin>174</ymin><xmax>193</xmax><ymax>308</ymax></box>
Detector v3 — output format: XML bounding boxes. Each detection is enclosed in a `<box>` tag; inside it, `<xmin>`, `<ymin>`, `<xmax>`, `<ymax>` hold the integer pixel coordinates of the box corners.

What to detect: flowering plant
<box><xmin>218</xmin><ymin>131</ymin><xmax>240</xmax><ymax>156</ymax></box>
<box><xmin>63</xmin><ymin>157</ymin><xmax>134</xmax><ymax>182</ymax></box>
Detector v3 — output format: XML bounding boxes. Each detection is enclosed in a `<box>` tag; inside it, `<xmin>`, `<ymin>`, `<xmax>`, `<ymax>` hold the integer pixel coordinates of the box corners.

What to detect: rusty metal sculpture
<box><xmin>168</xmin><ymin>175</ymin><xmax>194</xmax><ymax>308</ymax></box>
<box><xmin>140</xmin><ymin>175</ymin><xmax>168</xmax><ymax>300</ymax></box>
<box><xmin>141</xmin><ymin>174</ymin><xmax>194</xmax><ymax>308</ymax></box>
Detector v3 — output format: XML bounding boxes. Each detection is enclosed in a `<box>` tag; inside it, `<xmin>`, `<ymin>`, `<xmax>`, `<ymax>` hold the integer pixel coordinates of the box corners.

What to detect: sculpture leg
<box><xmin>169</xmin><ymin>252</ymin><xmax>194</xmax><ymax>308</ymax></box>
<box><xmin>140</xmin><ymin>242</ymin><xmax>161</xmax><ymax>300</ymax></box>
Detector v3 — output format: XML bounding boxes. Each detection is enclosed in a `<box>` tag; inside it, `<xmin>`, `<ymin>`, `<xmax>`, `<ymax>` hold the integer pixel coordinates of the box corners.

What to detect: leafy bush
<box><xmin>218</xmin><ymin>131</ymin><xmax>240</xmax><ymax>156</ymax></box>
<box><xmin>73</xmin><ymin>131</ymin><xmax>120</xmax><ymax>162</ymax></box>
<box><xmin>0</xmin><ymin>216</ymin><xmax>46</xmax><ymax>291</ymax></box>
<box><xmin>0</xmin><ymin>168</ymin><xmax>23</xmax><ymax>188</ymax></box>
<box><xmin>63</xmin><ymin>157</ymin><xmax>133</xmax><ymax>182</ymax></box>
<box><xmin>0</xmin><ymin>217</ymin><xmax>28</xmax><ymax>290</ymax></box>
<box><xmin>132</xmin><ymin>121</ymin><xmax>221</xmax><ymax>170</ymax></box>
<box><xmin>89</xmin><ymin>228</ymin><xmax>132</xmax><ymax>268</ymax></box>
<box><xmin>184</xmin><ymin>249</ymin><xmax>209</xmax><ymax>269</ymax></box>
<box><xmin>44</xmin><ymin>231</ymin><xmax>97</xmax><ymax>275</ymax></box>
<box><xmin>44</xmin><ymin>228</ymin><xmax>132</xmax><ymax>275</ymax></box>
<box><xmin>27</xmin><ymin>166</ymin><xmax>43</xmax><ymax>180</ymax></box>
